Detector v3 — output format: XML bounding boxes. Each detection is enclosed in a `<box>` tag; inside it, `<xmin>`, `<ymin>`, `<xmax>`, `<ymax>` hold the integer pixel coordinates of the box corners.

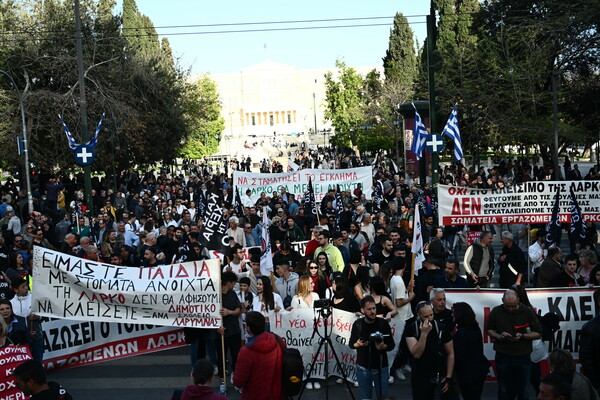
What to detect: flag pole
<box><xmin>410</xmin><ymin>252</ymin><xmax>416</xmax><ymax>293</ymax></box>
<box><xmin>218</xmin><ymin>259</ymin><xmax>227</xmax><ymax>395</ymax></box>
<box><xmin>527</xmin><ymin>228</ymin><xmax>531</xmax><ymax>285</ymax></box>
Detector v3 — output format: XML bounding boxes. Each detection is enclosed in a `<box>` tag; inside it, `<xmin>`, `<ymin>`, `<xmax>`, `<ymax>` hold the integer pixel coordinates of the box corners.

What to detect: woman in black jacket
<box><xmin>453</xmin><ymin>302</ymin><xmax>490</xmax><ymax>400</ymax></box>
<box><xmin>0</xmin><ymin>299</ymin><xmax>32</xmax><ymax>347</ymax></box>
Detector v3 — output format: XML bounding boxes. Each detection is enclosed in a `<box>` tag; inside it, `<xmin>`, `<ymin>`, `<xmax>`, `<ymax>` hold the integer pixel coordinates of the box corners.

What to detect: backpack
<box><xmin>274</xmin><ymin>334</ymin><xmax>304</xmax><ymax>397</ymax></box>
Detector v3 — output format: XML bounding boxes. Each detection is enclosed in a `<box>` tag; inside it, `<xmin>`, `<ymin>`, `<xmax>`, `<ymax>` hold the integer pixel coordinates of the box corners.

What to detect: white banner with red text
<box><xmin>270</xmin><ymin>308</ymin><xmax>405</xmax><ymax>382</ymax></box>
<box><xmin>42</xmin><ymin>319</ymin><xmax>185</xmax><ymax>371</ymax></box>
<box><xmin>233</xmin><ymin>167</ymin><xmax>372</xmax><ymax>203</ymax></box>
<box><xmin>32</xmin><ymin>248</ymin><xmax>221</xmax><ymax>328</ymax></box>
<box><xmin>438</xmin><ymin>180</ymin><xmax>600</xmax><ymax>226</ymax></box>
<box><xmin>445</xmin><ymin>287</ymin><xmax>597</xmax><ymax>378</ymax></box>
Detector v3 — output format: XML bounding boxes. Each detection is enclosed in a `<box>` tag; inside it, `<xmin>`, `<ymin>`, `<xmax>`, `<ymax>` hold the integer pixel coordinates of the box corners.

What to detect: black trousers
<box><xmin>215</xmin><ymin>333</ymin><xmax>242</xmax><ymax>378</ymax></box>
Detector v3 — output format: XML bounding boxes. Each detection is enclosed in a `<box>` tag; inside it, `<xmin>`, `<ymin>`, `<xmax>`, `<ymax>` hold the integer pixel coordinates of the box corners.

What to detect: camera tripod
<box><xmin>297</xmin><ymin>306</ymin><xmax>356</xmax><ymax>400</ymax></box>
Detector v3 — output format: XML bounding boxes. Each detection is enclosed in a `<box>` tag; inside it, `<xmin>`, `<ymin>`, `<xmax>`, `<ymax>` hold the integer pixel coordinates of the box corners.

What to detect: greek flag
<box><xmin>442</xmin><ymin>104</ymin><xmax>463</xmax><ymax>161</ymax></box>
<box><xmin>411</xmin><ymin>104</ymin><xmax>428</xmax><ymax>160</ymax></box>
<box><xmin>58</xmin><ymin>113</ymin><xmax>104</xmax><ymax>150</ymax></box>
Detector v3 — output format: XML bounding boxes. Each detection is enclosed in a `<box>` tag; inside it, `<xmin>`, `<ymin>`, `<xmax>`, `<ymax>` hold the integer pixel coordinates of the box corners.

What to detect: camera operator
<box><xmin>349</xmin><ymin>295</ymin><xmax>395</xmax><ymax>400</ymax></box>
<box><xmin>405</xmin><ymin>301</ymin><xmax>455</xmax><ymax>400</ymax></box>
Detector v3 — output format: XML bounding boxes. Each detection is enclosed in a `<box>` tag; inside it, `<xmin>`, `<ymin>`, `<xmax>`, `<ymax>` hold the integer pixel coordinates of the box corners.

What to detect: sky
<box><xmin>116</xmin><ymin>1</ymin><xmax>430</xmax><ymax>75</ymax></box>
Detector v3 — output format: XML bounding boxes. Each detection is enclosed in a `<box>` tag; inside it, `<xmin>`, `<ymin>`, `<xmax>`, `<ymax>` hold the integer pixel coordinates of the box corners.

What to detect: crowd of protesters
<box><xmin>0</xmin><ymin>148</ymin><xmax>599</xmax><ymax>399</ymax></box>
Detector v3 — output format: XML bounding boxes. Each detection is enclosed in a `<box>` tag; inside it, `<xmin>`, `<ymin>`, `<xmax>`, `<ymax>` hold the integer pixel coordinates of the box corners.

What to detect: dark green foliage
<box><xmin>0</xmin><ymin>0</ymin><xmax>223</xmax><ymax>172</ymax></box>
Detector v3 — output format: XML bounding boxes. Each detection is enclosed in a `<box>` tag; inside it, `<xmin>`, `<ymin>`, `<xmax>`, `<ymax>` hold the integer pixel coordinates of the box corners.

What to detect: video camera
<box><xmin>369</xmin><ymin>331</ymin><xmax>389</xmax><ymax>344</ymax></box>
<box><xmin>314</xmin><ymin>298</ymin><xmax>332</xmax><ymax>310</ymax></box>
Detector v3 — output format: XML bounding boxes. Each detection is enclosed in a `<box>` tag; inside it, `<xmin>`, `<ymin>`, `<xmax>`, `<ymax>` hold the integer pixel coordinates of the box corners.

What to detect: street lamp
<box><xmin>0</xmin><ymin>70</ymin><xmax>34</xmax><ymax>214</ymax></box>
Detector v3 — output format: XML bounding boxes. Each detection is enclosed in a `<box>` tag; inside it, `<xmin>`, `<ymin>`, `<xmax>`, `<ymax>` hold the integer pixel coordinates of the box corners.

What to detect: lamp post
<box><xmin>393</xmin><ymin>114</ymin><xmax>401</xmax><ymax>162</ymax></box>
<box><xmin>0</xmin><ymin>70</ymin><xmax>34</xmax><ymax>214</ymax></box>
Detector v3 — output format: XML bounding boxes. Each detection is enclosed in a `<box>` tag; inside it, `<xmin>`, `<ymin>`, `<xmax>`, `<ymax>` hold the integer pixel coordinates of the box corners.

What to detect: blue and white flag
<box><xmin>442</xmin><ymin>104</ymin><xmax>463</xmax><ymax>161</ymax></box>
<box><xmin>59</xmin><ymin>113</ymin><xmax>104</xmax><ymax>150</ymax></box>
<box><xmin>411</xmin><ymin>104</ymin><xmax>428</xmax><ymax>160</ymax></box>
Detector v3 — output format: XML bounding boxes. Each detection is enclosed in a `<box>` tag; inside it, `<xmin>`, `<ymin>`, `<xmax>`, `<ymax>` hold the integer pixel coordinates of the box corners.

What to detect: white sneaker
<box><xmin>402</xmin><ymin>364</ymin><xmax>412</xmax><ymax>373</ymax></box>
<box><xmin>336</xmin><ymin>378</ymin><xmax>343</xmax><ymax>384</ymax></box>
<box><xmin>395</xmin><ymin>369</ymin><xmax>406</xmax><ymax>381</ymax></box>
<box><xmin>313</xmin><ymin>382</ymin><xmax>321</xmax><ymax>389</ymax></box>
<box><xmin>306</xmin><ymin>382</ymin><xmax>313</xmax><ymax>390</ymax></box>
<box><xmin>388</xmin><ymin>376</ymin><xmax>394</xmax><ymax>384</ymax></box>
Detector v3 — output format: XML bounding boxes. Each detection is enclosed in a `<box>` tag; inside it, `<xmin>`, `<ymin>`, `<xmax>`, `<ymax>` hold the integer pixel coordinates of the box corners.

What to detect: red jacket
<box><xmin>233</xmin><ymin>332</ymin><xmax>285</xmax><ymax>400</ymax></box>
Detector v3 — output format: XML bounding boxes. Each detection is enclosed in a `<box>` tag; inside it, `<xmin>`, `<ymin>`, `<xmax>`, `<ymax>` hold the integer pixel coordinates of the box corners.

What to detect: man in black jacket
<box><xmin>498</xmin><ymin>231</ymin><xmax>526</xmax><ymax>288</ymax></box>
<box><xmin>580</xmin><ymin>288</ymin><xmax>600</xmax><ymax>391</ymax></box>
<box><xmin>349</xmin><ymin>296</ymin><xmax>395</xmax><ymax>400</ymax></box>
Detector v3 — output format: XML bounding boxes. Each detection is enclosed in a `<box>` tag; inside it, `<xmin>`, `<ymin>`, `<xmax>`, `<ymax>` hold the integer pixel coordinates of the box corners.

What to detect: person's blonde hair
<box><xmin>0</xmin><ymin>318</ymin><xmax>8</xmax><ymax>339</ymax></box>
<box><xmin>296</xmin><ymin>275</ymin><xmax>312</xmax><ymax>298</ymax></box>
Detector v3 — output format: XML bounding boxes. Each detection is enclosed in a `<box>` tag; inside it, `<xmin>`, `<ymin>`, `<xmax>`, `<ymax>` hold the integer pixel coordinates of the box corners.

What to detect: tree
<box><xmin>382</xmin><ymin>12</ymin><xmax>418</xmax><ymax>88</ymax></box>
<box><xmin>323</xmin><ymin>60</ymin><xmax>365</xmax><ymax>149</ymax></box>
<box><xmin>0</xmin><ymin>0</ymin><xmax>220</xmax><ymax>174</ymax></box>
<box><xmin>468</xmin><ymin>0</ymin><xmax>600</xmax><ymax>164</ymax></box>
<box><xmin>180</xmin><ymin>75</ymin><xmax>225</xmax><ymax>158</ymax></box>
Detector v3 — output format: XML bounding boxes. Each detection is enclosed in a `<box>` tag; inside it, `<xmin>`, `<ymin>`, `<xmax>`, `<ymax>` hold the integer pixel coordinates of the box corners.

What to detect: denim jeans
<box><xmin>495</xmin><ymin>352</ymin><xmax>531</xmax><ymax>400</ymax></box>
<box><xmin>356</xmin><ymin>365</ymin><xmax>389</xmax><ymax>400</ymax></box>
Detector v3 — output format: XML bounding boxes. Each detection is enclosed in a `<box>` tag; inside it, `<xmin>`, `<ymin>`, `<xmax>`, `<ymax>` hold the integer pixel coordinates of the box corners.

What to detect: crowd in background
<box><xmin>0</xmin><ymin>148</ymin><xmax>599</xmax><ymax>399</ymax></box>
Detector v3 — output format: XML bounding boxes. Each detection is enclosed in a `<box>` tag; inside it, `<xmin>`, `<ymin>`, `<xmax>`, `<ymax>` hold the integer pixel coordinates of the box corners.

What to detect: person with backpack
<box><xmin>168</xmin><ymin>359</ymin><xmax>226</xmax><ymax>400</ymax></box>
<box><xmin>233</xmin><ymin>311</ymin><xmax>285</xmax><ymax>399</ymax></box>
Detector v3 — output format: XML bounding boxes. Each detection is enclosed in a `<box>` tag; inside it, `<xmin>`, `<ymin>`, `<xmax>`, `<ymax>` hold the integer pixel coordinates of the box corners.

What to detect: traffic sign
<box><xmin>425</xmin><ymin>133</ymin><xmax>444</xmax><ymax>153</ymax></box>
<box><xmin>74</xmin><ymin>145</ymin><xmax>96</xmax><ymax>166</ymax></box>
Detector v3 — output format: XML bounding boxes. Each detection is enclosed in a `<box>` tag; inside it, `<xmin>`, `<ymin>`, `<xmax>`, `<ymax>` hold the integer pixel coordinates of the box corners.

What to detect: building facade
<box><xmin>208</xmin><ymin>61</ymin><xmax>381</xmax><ymax>139</ymax></box>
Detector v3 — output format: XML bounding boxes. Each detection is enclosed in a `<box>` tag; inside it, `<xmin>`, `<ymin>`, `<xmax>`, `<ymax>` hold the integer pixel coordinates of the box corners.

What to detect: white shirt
<box><xmin>252</xmin><ymin>293</ymin><xmax>284</xmax><ymax>317</ymax></box>
<box><xmin>390</xmin><ymin>275</ymin><xmax>412</xmax><ymax>321</ymax></box>
<box><xmin>11</xmin><ymin>294</ymin><xmax>32</xmax><ymax>318</ymax></box>
<box><xmin>528</xmin><ymin>241</ymin><xmax>547</xmax><ymax>273</ymax></box>
<box><xmin>291</xmin><ymin>292</ymin><xmax>319</xmax><ymax>309</ymax></box>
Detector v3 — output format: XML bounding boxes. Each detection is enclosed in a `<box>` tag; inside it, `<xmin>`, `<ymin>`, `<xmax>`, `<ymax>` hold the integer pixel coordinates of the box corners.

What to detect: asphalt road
<box><xmin>48</xmin><ymin>345</ymin><xmax>511</xmax><ymax>400</ymax></box>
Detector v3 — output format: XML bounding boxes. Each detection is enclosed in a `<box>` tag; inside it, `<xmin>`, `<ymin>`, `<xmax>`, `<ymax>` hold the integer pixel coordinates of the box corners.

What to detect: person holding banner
<box><xmin>251</xmin><ymin>276</ymin><xmax>283</xmax><ymax>332</ymax></box>
<box><xmin>216</xmin><ymin>271</ymin><xmax>242</xmax><ymax>383</ymax></box>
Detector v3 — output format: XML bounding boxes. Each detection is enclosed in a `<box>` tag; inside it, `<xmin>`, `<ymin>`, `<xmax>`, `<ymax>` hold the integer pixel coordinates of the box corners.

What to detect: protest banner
<box><xmin>438</xmin><ymin>180</ymin><xmax>600</xmax><ymax>226</ymax></box>
<box><xmin>290</xmin><ymin>241</ymin><xmax>309</xmax><ymax>256</ymax></box>
<box><xmin>467</xmin><ymin>230</ymin><xmax>482</xmax><ymax>245</ymax></box>
<box><xmin>199</xmin><ymin>191</ymin><xmax>230</xmax><ymax>254</ymax></box>
<box><xmin>233</xmin><ymin>167</ymin><xmax>373</xmax><ymax>203</ymax></box>
<box><xmin>42</xmin><ymin>319</ymin><xmax>185</xmax><ymax>371</ymax></box>
<box><xmin>32</xmin><ymin>247</ymin><xmax>222</xmax><ymax>328</ymax></box>
<box><xmin>0</xmin><ymin>346</ymin><xmax>31</xmax><ymax>399</ymax></box>
<box><xmin>267</xmin><ymin>288</ymin><xmax>594</xmax><ymax>383</ymax></box>
<box><xmin>445</xmin><ymin>287</ymin><xmax>597</xmax><ymax>373</ymax></box>
<box><xmin>270</xmin><ymin>308</ymin><xmax>405</xmax><ymax>382</ymax></box>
